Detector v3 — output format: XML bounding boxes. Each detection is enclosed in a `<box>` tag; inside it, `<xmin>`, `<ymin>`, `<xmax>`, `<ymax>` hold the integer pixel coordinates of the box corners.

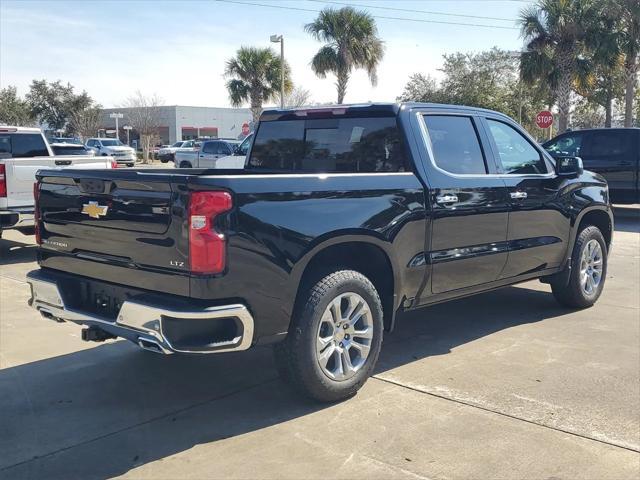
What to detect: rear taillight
<box><xmin>0</xmin><ymin>164</ymin><xmax>6</xmax><ymax>197</ymax></box>
<box><xmin>33</xmin><ymin>182</ymin><xmax>41</xmax><ymax>245</ymax></box>
<box><xmin>110</xmin><ymin>159</ymin><xmax>118</xmax><ymax>169</ymax></box>
<box><xmin>188</xmin><ymin>191</ymin><xmax>233</xmax><ymax>274</ymax></box>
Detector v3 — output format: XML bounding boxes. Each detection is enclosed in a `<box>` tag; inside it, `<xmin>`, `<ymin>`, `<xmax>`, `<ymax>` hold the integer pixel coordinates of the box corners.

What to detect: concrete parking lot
<box><xmin>1</xmin><ymin>208</ymin><xmax>638</xmax><ymax>480</ymax></box>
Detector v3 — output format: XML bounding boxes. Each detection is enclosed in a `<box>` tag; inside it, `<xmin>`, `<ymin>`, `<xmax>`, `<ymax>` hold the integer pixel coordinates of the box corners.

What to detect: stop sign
<box><xmin>535</xmin><ymin>110</ymin><xmax>553</xmax><ymax>129</ymax></box>
<box><xmin>241</xmin><ymin>122</ymin><xmax>250</xmax><ymax>136</ymax></box>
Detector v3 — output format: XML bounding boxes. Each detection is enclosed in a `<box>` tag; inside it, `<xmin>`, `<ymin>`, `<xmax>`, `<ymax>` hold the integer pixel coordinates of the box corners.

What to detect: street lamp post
<box><xmin>270</xmin><ymin>34</ymin><xmax>284</xmax><ymax>109</ymax></box>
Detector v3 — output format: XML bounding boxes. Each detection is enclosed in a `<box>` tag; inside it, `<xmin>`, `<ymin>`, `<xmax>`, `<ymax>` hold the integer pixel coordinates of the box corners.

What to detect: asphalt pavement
<box><xmin>0</xmin><ymin>206</ymin><xmax>638</xmax><ymax>479</ymax></box>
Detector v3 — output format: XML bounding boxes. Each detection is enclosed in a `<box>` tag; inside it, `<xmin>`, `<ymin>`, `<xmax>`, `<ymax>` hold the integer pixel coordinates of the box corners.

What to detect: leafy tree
<box><xmin>305</xmin><ymin>7</ymin><xmax>384</xmax><ymax>104</ymax></box>
<box><xmin>610</xmin><ymin>0</ymin><xmax>640</xmax><ymax>127</ymax></box>
<box><xmin>572</xmin><ymin>97</ymin><xmax>606</xmax><ymax>129</ymax></box>
<box><xmin>398</xmin><ymin>48</ymin><xmax>549</xmax><ymax>135</ymax></box>
<box><xmin>68</xmin><ymin>105</ymin><xmax>102</xmax><ymax>141</ymax></box>
<box><xmin>225</xmin><ymin>46</ymin><xmax>292</xmax><ymax>123</ymax></box>
<box><xmin>121</xmin><ymin>91</ymin><xmax>164</xmax><ymax>163</ymax></box>
<box><xmin>519</xmin><ymin>0</ymin><xmax>601</xmax><ymax>132</ymax></box>
<box><xmin>26</xmin><ymin>79</ymin><xmax>94</xmax><ymax>132</ymax></box>
<box><xmin>0</xmin><ymin>86</ymin><xmax>34</xmax><ymax>126</ymax></box>
<box><xmin>285</xmin><ymin>87</ymin><xmax>312</xmax><ymax>108</ymax></box>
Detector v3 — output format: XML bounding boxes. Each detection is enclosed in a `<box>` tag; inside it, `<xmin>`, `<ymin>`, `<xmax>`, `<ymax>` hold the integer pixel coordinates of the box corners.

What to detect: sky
<box><xmin>0</xmin><ymin>0</ymin><xmax>533</xmax><ymax>109</ymax></box>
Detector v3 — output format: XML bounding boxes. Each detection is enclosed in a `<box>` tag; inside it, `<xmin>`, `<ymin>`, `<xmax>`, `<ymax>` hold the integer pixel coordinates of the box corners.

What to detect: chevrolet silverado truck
<box><xmin>27</xmin><ymin>103</ymin><xmax>613</xmax><ymax>402</ymax></box>
<box><xmin>0</xmin><ymin>126</ymin><xmax>113</xmax><ymax>238</ymax></box>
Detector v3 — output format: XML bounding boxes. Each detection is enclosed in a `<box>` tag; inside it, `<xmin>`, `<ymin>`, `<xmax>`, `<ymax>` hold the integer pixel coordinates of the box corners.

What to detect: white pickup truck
<box><xmin>174</xmin><ymin>135</ymin><xmax>252</xmax><ymax>169</ymax></box>
<box><xmin>0</xmin><ymin>126</ymin><xmax>113</xmax><ymax>237</ymax></box>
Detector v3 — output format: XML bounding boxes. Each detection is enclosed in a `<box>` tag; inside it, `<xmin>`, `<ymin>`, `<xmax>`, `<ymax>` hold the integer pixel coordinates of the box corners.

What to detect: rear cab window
<box><xmin>422</xmin><ymin>115</ymin><xmax>487</xmax><ymax>175</ymax></box>
<box><xmin>248</xmin><ymin>115</ymin><xmax>407</xmax><ymax>172</ymax></box>
<box><xmin>0</xmin><ymin>133</ymin><xmax>49</xmax><ymax>158</ymax></box>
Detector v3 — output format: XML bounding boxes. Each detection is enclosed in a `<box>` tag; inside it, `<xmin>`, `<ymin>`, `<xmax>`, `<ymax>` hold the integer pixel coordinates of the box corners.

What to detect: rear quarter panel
<box><xmin>190</xmin><ymin>172</ymin><xmax>427</xmax><ymax>340</ymax></box>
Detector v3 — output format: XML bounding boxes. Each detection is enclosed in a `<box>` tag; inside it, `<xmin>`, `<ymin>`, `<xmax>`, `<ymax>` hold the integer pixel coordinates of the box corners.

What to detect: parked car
<box><xmin>543</xmin><ymin>128</ymin><xmax>639</xmax><ymax>204</ymax></box>
<box><xmin>173</xmin><ymin>140</ymin><xmax>242</xmax><ymax>168</ymax></box>
<box><xmin>85</xmin><ymin>138</ymin><xmax>136</xmax><ymax>167</ymax></box>
<box><xmin>27</xmin><ymin>103</ymin><xmax>612</xmax><ymax>402</ymax></box>
<box><xmin>50</xmin><ymin>142</ymin><xmax>95</xmax><ymax>156</ymax></box>
<box><xmin>0</xmin><ymin>126</ymin><xmax>113</xmax><ymax>237</ymax></box>
<box><xmin>157</xmin><ymin>142</ymin><xmax>185</xmax><ymax>162</ymax></box>
<box><xmin>214</xmin><ymin>133</ymin><xmax>253</xmax><ymax>169</ymax></box>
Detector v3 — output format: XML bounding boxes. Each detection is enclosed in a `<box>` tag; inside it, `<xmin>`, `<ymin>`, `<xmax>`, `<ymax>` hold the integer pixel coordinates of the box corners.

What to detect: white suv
<box><xmin>86</xmin><ymin>138</ymin><xmax>136</xmax><ymax>167</ymax></box>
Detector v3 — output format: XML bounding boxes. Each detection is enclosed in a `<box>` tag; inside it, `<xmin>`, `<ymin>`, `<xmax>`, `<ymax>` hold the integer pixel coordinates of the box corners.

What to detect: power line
<box><xmin>214</xmin><ymin>0</ymin><xmax>519</xmax><ymax>30</ymax></box>
<box><xmin>307</xmin><ymin>0</ymin><xmax>516</xmax><ymax>22</ymax></box>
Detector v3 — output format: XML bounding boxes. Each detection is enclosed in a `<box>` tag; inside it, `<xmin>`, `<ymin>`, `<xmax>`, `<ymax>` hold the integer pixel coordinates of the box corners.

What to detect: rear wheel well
<box><xmin>578</xmin><ymin>210</ymin><xmax>612</xmax><ymax>249</ymax></box>
<box><xmin>294</xmin><ymin>242</ymin><xmax>395</xmax><ymax>331</ymax></box>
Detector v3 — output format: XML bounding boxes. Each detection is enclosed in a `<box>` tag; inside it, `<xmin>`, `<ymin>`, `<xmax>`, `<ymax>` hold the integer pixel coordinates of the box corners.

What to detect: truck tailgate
<box><xmin>37</xmin><ymin>169</ymin><xmax>193</xmax><ymax>294</ymax></box>
<box><xmin>4</xmin><ymin>155</ymin><xmax>112</xmax><ymax>207</ymax></box>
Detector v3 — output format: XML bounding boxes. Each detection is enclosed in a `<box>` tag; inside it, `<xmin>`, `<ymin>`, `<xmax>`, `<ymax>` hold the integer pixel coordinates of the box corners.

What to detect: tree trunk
<box><xmin>250</xmin><ymin>88</ymin><xmax>263</xmax><ymax>123</ymax></box>
<box><xmin>556</xmin><ymin>70</ymin><xmax>572</xmax><ymax>133</ymax></box>
<box><xmin>624</xmin><ymin>59</ymin><xmax>637</xmax><ymax>128</ymax></box>
<box><xmin>604</xmin><ymin>95</ymin><xmax>612</xmax><ymax>128</ymax></box>
<box><xmin>336</xmin><ymin>70</ymin><xmax>349</xmax><ymax>104</ymax></box>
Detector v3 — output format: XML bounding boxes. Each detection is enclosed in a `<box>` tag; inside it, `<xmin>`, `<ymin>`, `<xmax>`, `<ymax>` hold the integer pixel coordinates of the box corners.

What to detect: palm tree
<box><xmin>225</xmin><ymin>47</ymin><xmax>292</xmax><ymax>123</ymax></box>
<box><xmin>305</xmin><ymin>7</ymin><xmax>384</xmax><ymax>104</ymax></box>
<box><xmin>610</xmin><ymin>0</ymin><xmax>640</xmax><ymax>127</ymax></box>
<box><xmin>519</xmin><ymin>0</ymin><xmax>600</xmax><ymax>132</ymax></box>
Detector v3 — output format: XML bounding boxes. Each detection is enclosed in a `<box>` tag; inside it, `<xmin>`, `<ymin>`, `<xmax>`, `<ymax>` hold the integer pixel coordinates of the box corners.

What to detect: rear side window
<box><xmin>486</xmin><ymin>120</ymin><xmax>547</xmax><ymax>174</ymax></box>
<box><xmin>423</xmin><ymin>115</ymin><xmax>486</xmax><ymax>175</ymax></box>
<box><xmin>248</xmin><ymin>117</ymin><xmax>407</xmax><ymax>172</ymax></box>
<box><xmin>582</xmin><ymin>131</ymin><xmax>633</xmax><ymax>157</ymax></box>
<box><xmin>202</xmin><ymin>141</ymin><xmax>217</xmax><ymax>154</ymax></box>
<box><xmin>0</xmin><ymin>136</ymin><xmax>11</xmax><ymax>157</ymax></box>
<box><xmin>8</xmin><ymin>133</ymin><xmax>49</xmax><ymax>158</ymax></box>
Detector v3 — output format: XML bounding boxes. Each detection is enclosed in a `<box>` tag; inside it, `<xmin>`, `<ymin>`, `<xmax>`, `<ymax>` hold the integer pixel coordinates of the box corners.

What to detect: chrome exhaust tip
<box><xmin>137</xmin><ymin>337</ymin><xmax>173</xmax><ymax>355</ymax></box>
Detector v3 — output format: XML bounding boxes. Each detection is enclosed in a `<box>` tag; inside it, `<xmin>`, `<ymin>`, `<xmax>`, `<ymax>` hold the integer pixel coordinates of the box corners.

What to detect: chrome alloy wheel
<box><xmin>580</xmin><ymin>239</ymin><xmax>603</xmax><ymax>295</ymax></box>
<box><xmin>315</xmin><ymin>292</ymin><xmax>374</xmax><ymax>381</ymax></box>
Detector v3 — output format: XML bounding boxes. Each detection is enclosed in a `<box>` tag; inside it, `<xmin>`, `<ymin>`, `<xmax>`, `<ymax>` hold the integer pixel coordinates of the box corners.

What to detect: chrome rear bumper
<box><xmin>0</xmin><ymin>208</ymin><xmax>34</xmax><ymax>229</ymax></box>
<box><xmin>27</xmin><ymin>271</ymin><xmax>254</xmax><ymax>355</ymax></box>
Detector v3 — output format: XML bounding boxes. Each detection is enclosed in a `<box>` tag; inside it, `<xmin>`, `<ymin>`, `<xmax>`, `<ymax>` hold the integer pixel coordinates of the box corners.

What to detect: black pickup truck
<box><xmin>27</xmin><ymin>103</ymin><xmax>613</xmax><ymax>402</ymax></box>
<box><xmin>544</xmin><ymin>128</ymin><xmax>639</xmax><ymax>204</ymax></box>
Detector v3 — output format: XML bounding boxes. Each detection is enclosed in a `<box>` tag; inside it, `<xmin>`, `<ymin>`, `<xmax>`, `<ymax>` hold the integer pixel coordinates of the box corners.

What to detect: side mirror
<box><xmin>555</xmin><ymin>156</ymin><xmax>583</xmax><ymax>177</ymax></box>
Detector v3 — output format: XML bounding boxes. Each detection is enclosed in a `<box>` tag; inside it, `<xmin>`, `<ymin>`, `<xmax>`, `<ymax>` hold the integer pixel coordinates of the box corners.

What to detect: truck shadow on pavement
<box><xmin>0</xmin><ymin>238</ymin><xmax>37</xmax><ymax>266</ymax></box>
<box><xmin>0</xmin><ymin>284</ymin><xmax>571</xmax><ymax>479</ymax></box>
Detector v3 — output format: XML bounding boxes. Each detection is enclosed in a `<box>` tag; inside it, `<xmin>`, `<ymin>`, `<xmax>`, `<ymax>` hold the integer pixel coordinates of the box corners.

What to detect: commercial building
<box><xmin>99</xmin><ymin>105</ymin><xmax>253</xmax><ymax>145</ymax></box>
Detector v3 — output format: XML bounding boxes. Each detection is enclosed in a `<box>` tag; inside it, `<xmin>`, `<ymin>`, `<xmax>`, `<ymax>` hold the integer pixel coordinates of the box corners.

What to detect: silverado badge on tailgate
<box><xmin>81</xmin><ymin>201</ymin><xmax>109</xmax><ymax>219</ymax></box>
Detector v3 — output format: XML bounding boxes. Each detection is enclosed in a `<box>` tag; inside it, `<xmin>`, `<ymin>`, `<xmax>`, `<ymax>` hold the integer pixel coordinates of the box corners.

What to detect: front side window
<box><xmin>248</xmin><ymin>117</ymin><xmax>406</xmax><ymax>172</ymax></box>
<box><xmin>172</xmin><ymin>141</ymin><xmax>183</xmax><ymax>148</ymax></box>
<box><xmin>545</xmin><ymin>134</ymin><xmax>583</xmax><ymax>156</ymax></box>
<box><xmin>10</xmin><ymin>133</ymin><xmax>49</xmax><ymax>157</ymax></box>
<box><xmin>486</xmin><ymin>119</ymin><xmax>547</xmax><ymax>174</ymax></box>
<box><xmin>237</xmin><ymin>134</ymin><xmax>253</xmax><ymax>156</ymax></box>
<box><xmin>423</xmin><ymin>115</ymin><xmax>486</xmax><ymax>175</ymax></box>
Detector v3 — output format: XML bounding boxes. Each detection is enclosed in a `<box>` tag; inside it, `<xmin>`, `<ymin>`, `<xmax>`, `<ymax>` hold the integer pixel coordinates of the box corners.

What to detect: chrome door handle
<box><xmin>436</xmin><ymin>194</ymin><xmax>459</xmax><ymax>204</ymax></box>
<box><xmin>510</xmin><ymin>191</ymin><xmax>528</xmax><ymax>199</ymax></box>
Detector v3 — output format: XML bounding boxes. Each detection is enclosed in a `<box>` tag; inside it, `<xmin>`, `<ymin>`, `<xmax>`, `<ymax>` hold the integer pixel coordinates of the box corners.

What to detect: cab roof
<box><xmin>260</xmin><ymin>102</ymin><xmax>512</xmax><ymax>122</ymax></box>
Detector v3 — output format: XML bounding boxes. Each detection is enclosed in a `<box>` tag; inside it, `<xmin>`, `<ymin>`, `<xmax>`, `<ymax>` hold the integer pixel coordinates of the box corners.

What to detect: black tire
<box><xmin>274</xmin><ymin>270</ymin><xmax>383</xmax><ymax>402</ymax></box>
<box><xmin>160</xmin><ymin>158</ymin><xmax>168</xmax><ymax>163</ymax></box>
<box><xmin>179</xmin><ymin>161</ymin><xmax>192</xmax><ymax>168</ymax></box>
<box><xmin>551</xmin><ymin>225</ymin><xmax>607</xmax><ymax>308</ymax></box>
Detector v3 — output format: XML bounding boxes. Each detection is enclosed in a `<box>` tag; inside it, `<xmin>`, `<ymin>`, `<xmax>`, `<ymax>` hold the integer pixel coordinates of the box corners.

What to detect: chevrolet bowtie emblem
<box><xmin>81</xmin><ymin>202</ymin><xmax>108</xmax><ymax>219</ymax></box>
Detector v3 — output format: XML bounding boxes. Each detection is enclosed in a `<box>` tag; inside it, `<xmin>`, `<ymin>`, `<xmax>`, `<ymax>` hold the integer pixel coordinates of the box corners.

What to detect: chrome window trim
<box><xmin>414</xmin><ymin>111</ymin><xmax>556</xmax><ymax>180</ymax></box>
